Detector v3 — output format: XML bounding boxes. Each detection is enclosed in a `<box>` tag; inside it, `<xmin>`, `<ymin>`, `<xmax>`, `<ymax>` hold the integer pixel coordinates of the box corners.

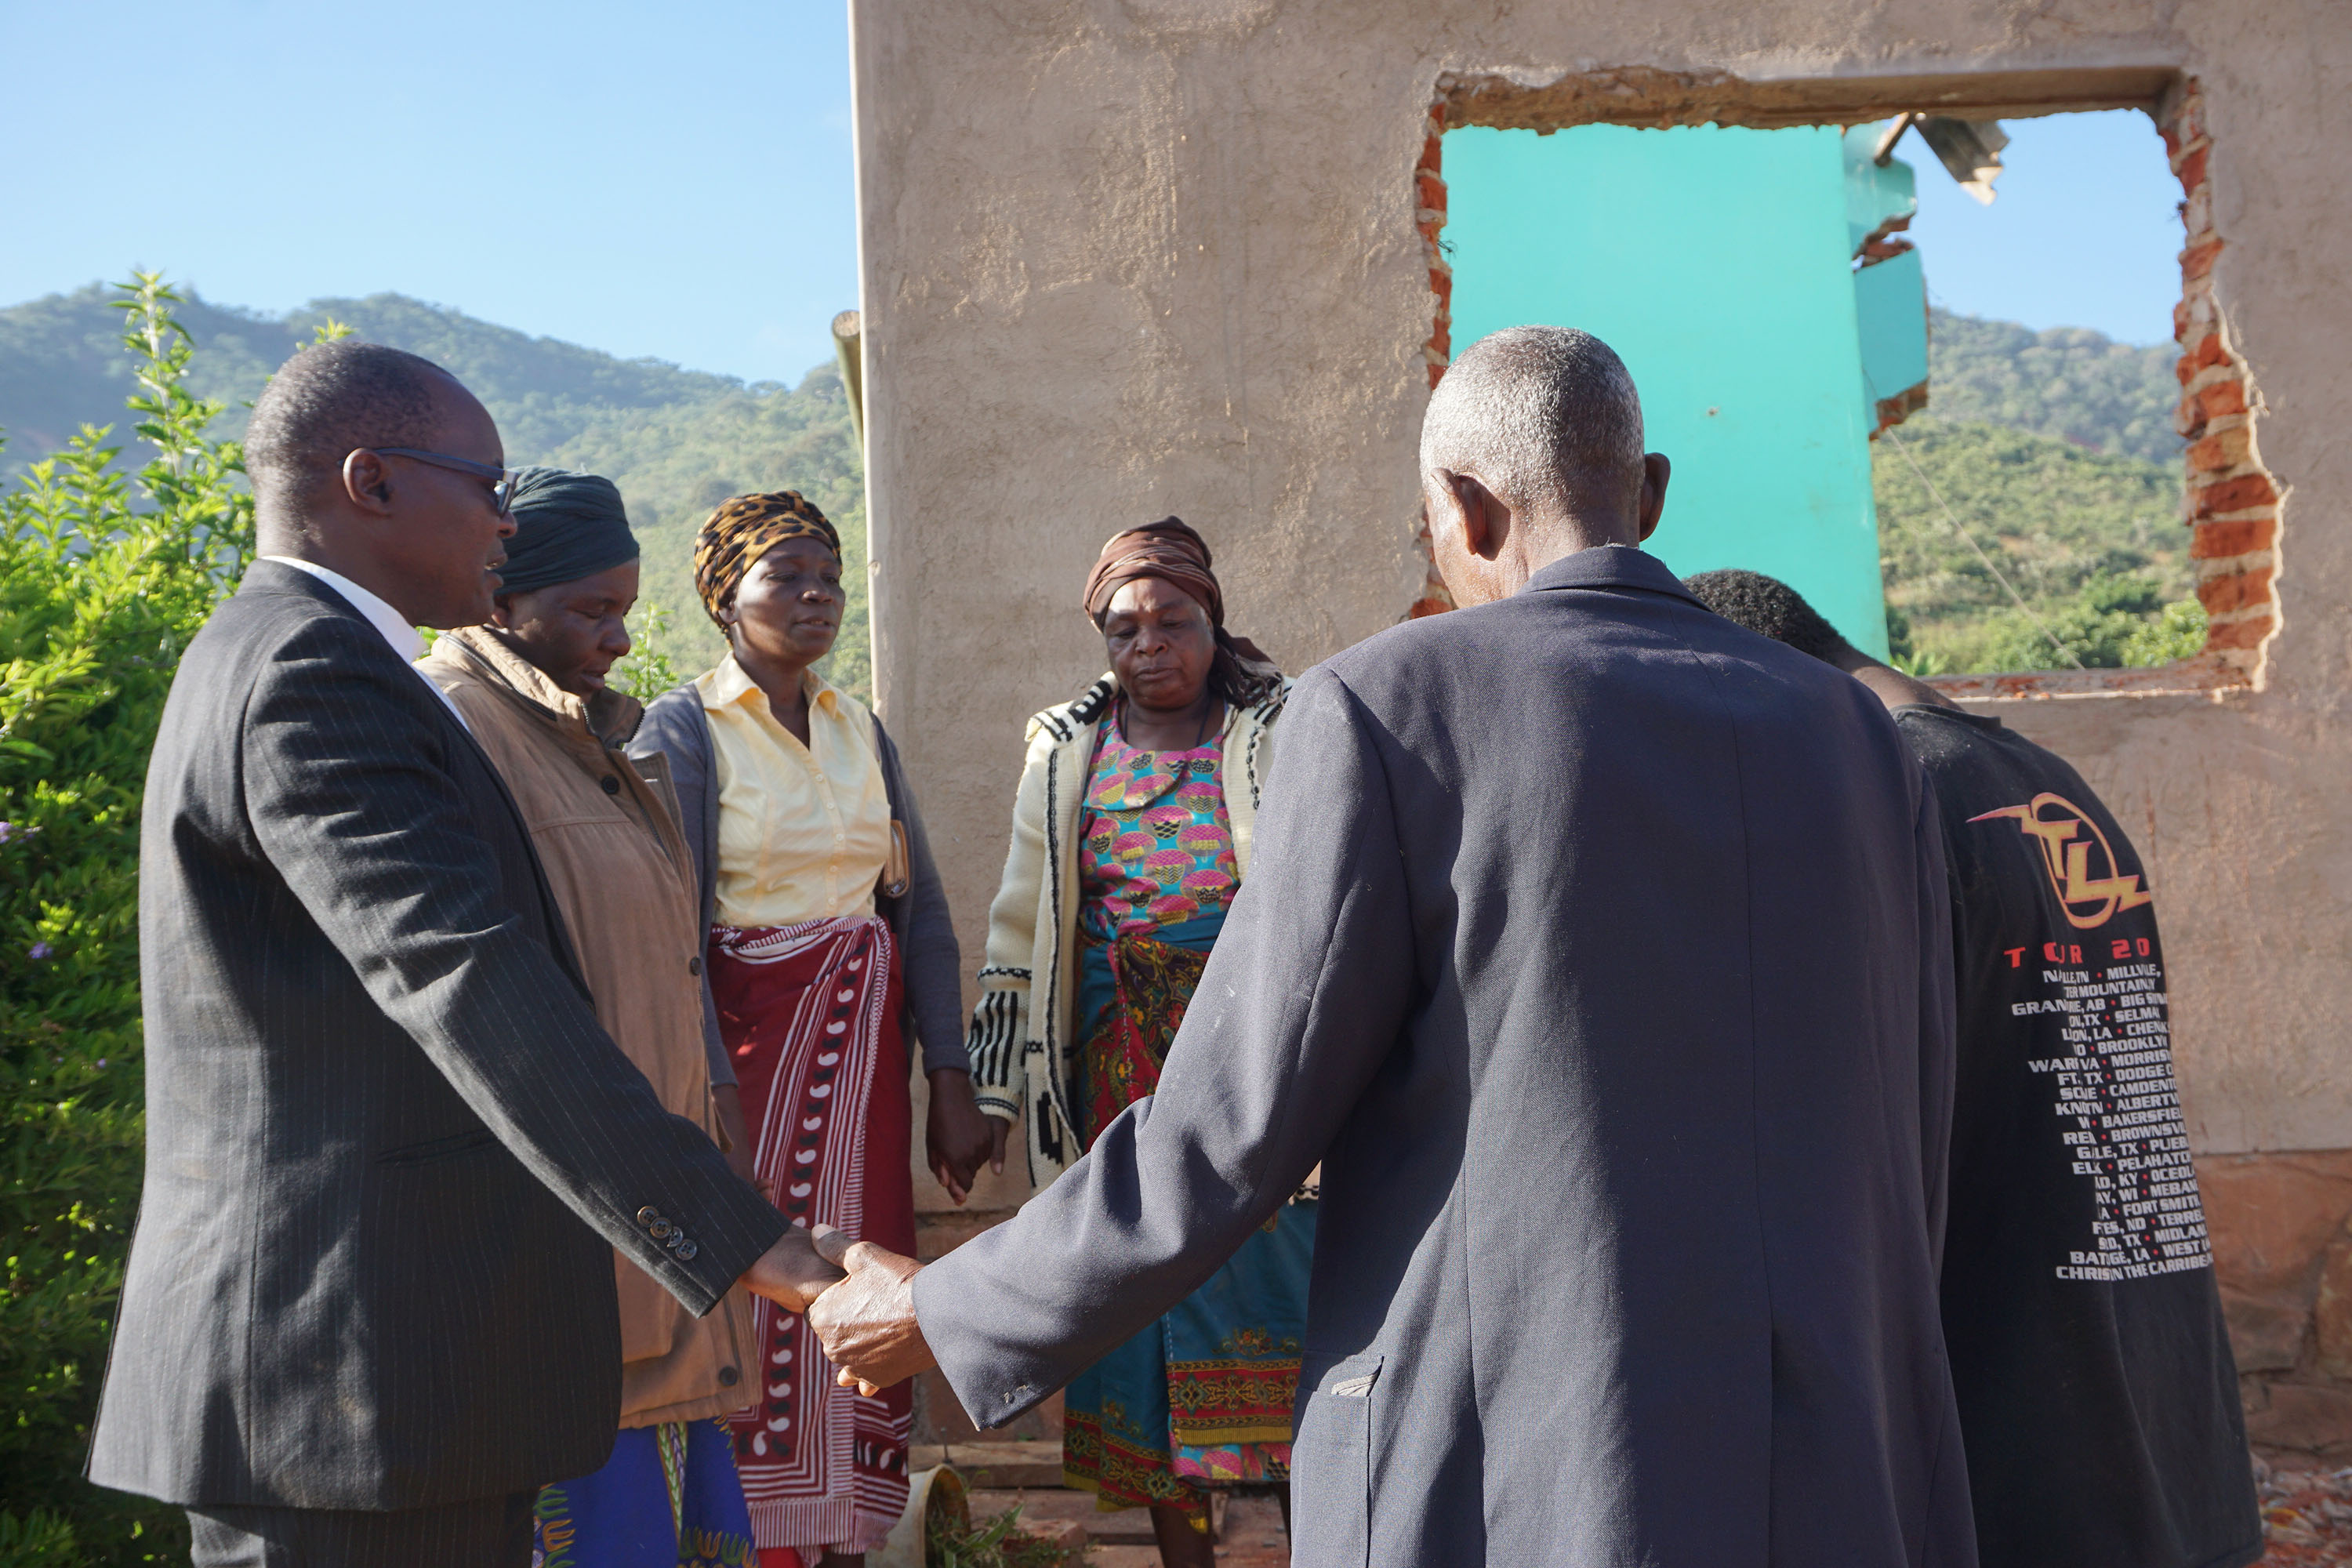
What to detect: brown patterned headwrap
<box><xmin>1083</xmin><ymin>516</ymin><xmax>1281</xmax><ymax>706</ymax></box>
<box><xmin>692</xmin><ymin>491</ymin><xmax>841</xmax><ymax>629</ymax></box>
<box><xmin>1084</xmin><ymin>516</ymin><xmax>1225</xmax><ymax>629</ymax></box>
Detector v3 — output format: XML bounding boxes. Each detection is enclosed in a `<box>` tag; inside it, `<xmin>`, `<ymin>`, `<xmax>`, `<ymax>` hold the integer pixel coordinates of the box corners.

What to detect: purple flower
<box><xmin>27</xmin><ymin>942</ymin><xmax>53</xmax><ymax>960</ymax></box>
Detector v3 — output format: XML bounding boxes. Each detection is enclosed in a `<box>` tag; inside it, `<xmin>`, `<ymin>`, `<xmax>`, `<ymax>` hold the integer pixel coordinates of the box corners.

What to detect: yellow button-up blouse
<box><xmin>698</xmin><ymin>656</ymin><xmax>894</xmax><ymax>928</ymax></box>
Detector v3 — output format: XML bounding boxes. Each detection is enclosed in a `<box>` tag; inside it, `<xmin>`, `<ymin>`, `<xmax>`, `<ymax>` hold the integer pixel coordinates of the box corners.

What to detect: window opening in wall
<box><xmin>1867</xmin><ymin>109</ymin><xmax>2200</xmax><ymax>679</ymax></box>
<box><xmin>1428</xmin><ymin>85</ymin><xmax>2267</xmax><ymax>688</ymax></box>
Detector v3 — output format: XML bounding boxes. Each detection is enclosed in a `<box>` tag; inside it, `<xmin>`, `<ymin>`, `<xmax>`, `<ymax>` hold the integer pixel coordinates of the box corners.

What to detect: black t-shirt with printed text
<box><xmin>1895</xmin><ymin>706</ymin><xmax>2259</xmax><ymax>1568</ymax></box>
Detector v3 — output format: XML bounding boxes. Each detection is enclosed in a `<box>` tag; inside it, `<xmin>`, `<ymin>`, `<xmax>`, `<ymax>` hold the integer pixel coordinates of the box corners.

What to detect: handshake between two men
<box><xmin>747</xmin><ymin>1224</ymin><xmax>930</xmax><ymax>1399</ymax></box>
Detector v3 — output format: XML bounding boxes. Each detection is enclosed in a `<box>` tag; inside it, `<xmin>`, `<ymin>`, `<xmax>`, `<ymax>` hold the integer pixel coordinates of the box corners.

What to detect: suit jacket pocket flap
<box><xmin>376</xmin><ymin>1128</ymin><xmax>498</xmax><ymax>1167</ymax></box>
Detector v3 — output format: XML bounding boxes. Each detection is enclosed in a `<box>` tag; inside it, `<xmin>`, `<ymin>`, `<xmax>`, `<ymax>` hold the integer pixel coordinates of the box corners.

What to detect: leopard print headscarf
<box><xmin>691</xmin><ymin>491</ymin><xmax>841</xmax><ymax>629</ymax></box>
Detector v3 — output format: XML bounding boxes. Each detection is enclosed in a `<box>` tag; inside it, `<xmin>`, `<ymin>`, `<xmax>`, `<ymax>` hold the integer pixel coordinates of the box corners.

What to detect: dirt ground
<box><xmin>971</xmin><ymin>1458</ymin><xmax>2348</xmax><ymax>1564</ymax></box>
<box><xmin>2259</xmin><ymin>1461</ymin><xmax>2352</xmax><ymax>1566</ymax></box>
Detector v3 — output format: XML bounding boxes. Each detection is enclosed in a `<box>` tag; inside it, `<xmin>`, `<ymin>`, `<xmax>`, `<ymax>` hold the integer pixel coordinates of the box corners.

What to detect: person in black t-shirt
<box><xmin>1685</xmin><ymin>570</ymin><xmax>2260</xmax><ymax>1568</ymax></box>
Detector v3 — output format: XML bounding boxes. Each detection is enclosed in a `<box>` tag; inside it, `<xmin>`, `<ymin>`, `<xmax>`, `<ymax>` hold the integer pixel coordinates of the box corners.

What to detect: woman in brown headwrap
<box><xmin>964</xmin><ymin>517</ymin><xmax>1310</xmax><ymax>1564</ymax></box>
<box><xmin>629</xmin><ymin>493</ymin><xmax>994</xmax><ymax>1568</ymax></box>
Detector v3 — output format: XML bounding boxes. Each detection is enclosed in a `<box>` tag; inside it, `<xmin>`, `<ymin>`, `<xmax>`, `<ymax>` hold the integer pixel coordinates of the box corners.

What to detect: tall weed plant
<box><xmin>1</xmin><ymin>276</ymin><xmax>261</xmax><ymax>1564</ymax></box>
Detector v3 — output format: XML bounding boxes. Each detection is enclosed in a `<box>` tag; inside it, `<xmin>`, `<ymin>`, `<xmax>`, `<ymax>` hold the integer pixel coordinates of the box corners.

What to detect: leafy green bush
<box><xmin>928</xmin><ymin>1501</ymin><xmax>1090</xmax><ymax>1567</ymax></box>
<box><xmin>610</xmin><ymin>593</ymin><xmax>688</xmax><ymax>703</ymax></box>
<box><xmin>1875</xmin><ymin>416</ymin><xmax>2206</xmax><ymax>673</ymax></box>
<box><xmin>2</xmin><ymin>275</ymin><xmax>255</xmax><ymax>1566</ymax></box>
<box><xmin>1932</xmin><ymin>573</ymin><xmax>2210</xmax><ymax>674</ymax></box>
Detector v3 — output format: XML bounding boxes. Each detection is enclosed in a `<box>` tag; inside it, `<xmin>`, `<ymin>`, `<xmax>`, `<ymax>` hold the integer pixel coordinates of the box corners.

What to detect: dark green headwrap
<box><xmin>495</xmin><ymin>466</ymin><xmax>639</xmax><ymax>597</ymax></box>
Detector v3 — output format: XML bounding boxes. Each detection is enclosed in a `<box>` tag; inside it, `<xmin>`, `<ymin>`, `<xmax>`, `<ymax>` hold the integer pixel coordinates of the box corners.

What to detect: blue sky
<box><xmin>0</xmin><ymin>0</ymin><xmax>858</xmax><ymax>384</ymax></box>
<box><xmin>1900</xmin><ymin>108</ymin><xmax>2183</xmax><ymax>347</ymax></box>
<box><xmin>0</xmin><ymin>4</ymin><xmax>2183</xmax><ymax>381</ymax></box>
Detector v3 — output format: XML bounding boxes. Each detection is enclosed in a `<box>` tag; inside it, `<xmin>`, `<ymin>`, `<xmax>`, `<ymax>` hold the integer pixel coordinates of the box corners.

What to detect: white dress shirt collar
<box><xmin>262</xmin><ymin>556</ymin><xmax>426</xmax><ymax>662</ymax></box>
<box><xmin>260</xmin><ymin>556</ymin><xmax>470</xmax><ymax>732</ymax></box>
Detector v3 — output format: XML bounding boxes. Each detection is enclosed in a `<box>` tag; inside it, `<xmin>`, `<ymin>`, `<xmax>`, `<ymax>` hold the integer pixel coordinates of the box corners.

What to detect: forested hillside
<box><xmin>0</xmin><ymin>285</ymin><xmax>862</xmax><ymax>694</ymax></box>
<box><xmin>1918</xmin><ymin>307</ymin><xmax>2183</xmax><ymax>464</ymax></box>
<box><xmin>2</xmin><ymin>283</ymin><xmax>2204</xmax><ymax>679</ymax></box>
<box><xmin>1871</xmin><ymin>309</ymin><xmax>2198</xmax><ymax>673</ymax></box>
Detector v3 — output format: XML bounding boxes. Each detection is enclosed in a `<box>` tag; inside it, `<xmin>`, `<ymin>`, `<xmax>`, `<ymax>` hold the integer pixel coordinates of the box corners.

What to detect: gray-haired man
<box><xmin>810</xmin><ymin>327</ymin><xmax>1975</xmax><ymax>1565</ymax></box>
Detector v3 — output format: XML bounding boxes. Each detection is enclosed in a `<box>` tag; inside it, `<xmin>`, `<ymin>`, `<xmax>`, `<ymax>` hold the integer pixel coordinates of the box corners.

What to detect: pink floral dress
<box><xmin>1076</xmin><ymin>717</ymin><xmax>1239</xmax><ymax>940</ymax></box>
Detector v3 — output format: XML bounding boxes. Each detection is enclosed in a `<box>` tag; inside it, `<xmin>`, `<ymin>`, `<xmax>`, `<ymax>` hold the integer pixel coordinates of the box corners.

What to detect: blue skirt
<box><xmin>533</xmin><ymin>1420</ymin><xmax>755</xmax><ymax>1567</ymax></box>
<box><xmin>1062</xmin><ymin>912</ymin><xmax>1316</xmax><ymax>1508</ymax></box>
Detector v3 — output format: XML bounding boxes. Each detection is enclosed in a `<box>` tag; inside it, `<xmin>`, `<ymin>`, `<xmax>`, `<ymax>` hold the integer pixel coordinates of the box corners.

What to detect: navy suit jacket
<box><xmin>90</xmin><ymin>562</ymin><xmax>786</xmax><ymax>1510</ymax></box>
<box><xmin>917</xmin><ymin>546</ymin><xmax>1973</xmax><ymax>1566</ymax></box>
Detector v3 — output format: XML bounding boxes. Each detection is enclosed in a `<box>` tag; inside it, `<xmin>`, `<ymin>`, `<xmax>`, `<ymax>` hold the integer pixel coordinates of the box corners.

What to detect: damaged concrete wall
<box><xmin>850</xmin><ymin>0</ymin><xmax>2352</xmax><ymax>1450</ymax></box>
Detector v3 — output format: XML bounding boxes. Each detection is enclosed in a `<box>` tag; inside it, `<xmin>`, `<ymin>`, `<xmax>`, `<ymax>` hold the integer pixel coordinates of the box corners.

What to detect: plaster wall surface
<box><xmin>850</xmin><ymin>0</ymin><xmax>2352</xmax><ymax>1216</ymax></box>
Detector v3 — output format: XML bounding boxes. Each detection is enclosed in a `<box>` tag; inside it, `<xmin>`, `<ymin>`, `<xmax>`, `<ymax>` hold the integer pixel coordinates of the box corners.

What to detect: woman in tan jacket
<box><xmin>422</xmin><ymin>468</ymin><xmax>760</xmax><ymax>1568</ymax></box>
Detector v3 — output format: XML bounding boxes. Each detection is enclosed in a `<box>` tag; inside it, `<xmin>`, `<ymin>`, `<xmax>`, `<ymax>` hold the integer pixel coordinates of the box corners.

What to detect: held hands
<box><xmin>926</xmin><ymin>1068</ymin><xmax>1008</xmax><ymax>1205</ymax></box>
<box><xmin>739</xmin><ymin>1225</ymin><xmax>846</xmax><ymax>1314</ymax></box>
<box><xmin>807</xmin><ymin>1224</ymin><xmax>935</xmax><ymax>1396</ymax></box>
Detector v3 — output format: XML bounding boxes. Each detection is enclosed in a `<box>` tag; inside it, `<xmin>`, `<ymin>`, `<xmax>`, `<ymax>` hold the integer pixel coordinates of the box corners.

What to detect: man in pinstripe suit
<box><xmin>87</xmin><ymin>342</ymin><xmax>840</xmax><ymax>1566</ymax></box>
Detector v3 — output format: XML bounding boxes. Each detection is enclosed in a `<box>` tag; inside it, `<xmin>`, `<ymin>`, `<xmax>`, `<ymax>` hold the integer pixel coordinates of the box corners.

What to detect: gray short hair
<box><xmin>1420</xmin><ymin>326</ymin><xmax>1646</xmax><ymax>514</ymax></box>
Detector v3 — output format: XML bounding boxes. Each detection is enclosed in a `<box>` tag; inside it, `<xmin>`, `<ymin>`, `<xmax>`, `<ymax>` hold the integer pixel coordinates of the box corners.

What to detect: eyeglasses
<box><xmin>368</xmin><ymin>447</ymin><xmax>517</xmax><ymax>516</ymax></box>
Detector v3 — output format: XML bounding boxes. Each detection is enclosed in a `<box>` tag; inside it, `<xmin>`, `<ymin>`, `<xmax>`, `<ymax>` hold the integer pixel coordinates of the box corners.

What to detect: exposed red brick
<box><xmin>2191</xmin><ymin>519</ymin><xmax>2276</xmax><ymax>561</ymax></box>
<box><xmin>2190</xmin><ymin>512</ymin><xmax>2278</xmax><ymax>557</ymax></box>
<box><xmin>2190</xmin><ymin>424</ymin><xmax>2254</xmax><ymax>472</ymax></box>
<box><xmin>2205</xmin><ymin>614</ymin><xmax>2276</xmax><ymax>652</ymax></box>
<box><xmin>2193</xmin><ymin>474</ymin><xmax>2281</xmax><ymax>519</ymax></box>
<box><xmin>2183</xmin><ymin>236</ymin><xmax>2226</xmax><ymax>282</ymax></box>
<box><xmin>2176</xmin><ymin>143</ymin><xmax>2210</xmax><ymax>194</ymax></box>
<box><xmin>2318</xmin><ymin>1233</ymin><xmax>2352</xmax><ymax>1380</ymax></box>
<box><xmin>1408</xmin><ymin>594</ymin><xmax>1453</xmax><ymax>619</ymax></box>
<box><xmin>1416</xmin><ymin>171</ymin><xmax>1446</xmax><ymax>212</ymax></box>
<box><xmin>2167</xmin><ymin>80</ymin><xmax>2207</xmax><ymax>153</ymax></box>
<box><xmin>2198</xmin><ymin>379</ymin><xmax>2249</xmax><ymax>421</ymax></box>
<box><xmin>2178</xmin><ymin>332</ymin><xmax>2227</xmax><ymax>383</ymax></box>
<box><xmin>2198</xmin><ymin>567</ymin><xmax>2277</xmax><ymax>617</ymax></box>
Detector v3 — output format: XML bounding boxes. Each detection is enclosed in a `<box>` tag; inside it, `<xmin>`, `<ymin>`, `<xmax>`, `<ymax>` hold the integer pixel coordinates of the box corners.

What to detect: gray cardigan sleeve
<box><xmin>873</xmin><ymin>718</ymin><xmax>971</xmax><ymax>1076</ymax></box>
<box><xmin>628</xmin><ymin>686</ymin><xmax>735</xmax><ymax>1090</ymax></box>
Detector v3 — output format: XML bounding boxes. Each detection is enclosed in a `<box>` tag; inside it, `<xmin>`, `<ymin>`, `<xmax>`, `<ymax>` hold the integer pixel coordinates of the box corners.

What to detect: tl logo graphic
<box><xmin>1969</xmin><ymin>793</ymin><xmax>2154</xmax><ymax>930</ymax></box>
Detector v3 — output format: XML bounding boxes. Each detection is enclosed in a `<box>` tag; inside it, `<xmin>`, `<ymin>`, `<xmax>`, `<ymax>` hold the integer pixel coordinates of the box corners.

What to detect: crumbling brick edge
<box><xmin>1410</xmin><ymin>101</ymin><xmax>1458</xmax><ymax>619</ymax></box>
<box><xmin>1408</xmin><ymin>76</ymin><xmax>2288</xmax><ymax>688</ymax></box>
<box><xmin>2166</xmin><ymin>78</ymin><xmax>2282</xmax><ymax>682</ymax></box>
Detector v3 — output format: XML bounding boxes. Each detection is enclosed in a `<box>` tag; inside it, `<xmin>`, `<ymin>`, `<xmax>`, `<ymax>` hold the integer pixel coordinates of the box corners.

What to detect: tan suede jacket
<box><xmin>423</xmin><ymin>627</ymin><xmax>756</xmax><ymax>1427</ymax></box>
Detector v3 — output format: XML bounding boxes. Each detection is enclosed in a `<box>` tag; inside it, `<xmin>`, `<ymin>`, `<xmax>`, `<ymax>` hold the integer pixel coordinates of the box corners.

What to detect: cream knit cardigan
<box><xmin>967</xmin><ymin>674</ymin><xmax>1285</xmax><ymax>1188</ymax></box>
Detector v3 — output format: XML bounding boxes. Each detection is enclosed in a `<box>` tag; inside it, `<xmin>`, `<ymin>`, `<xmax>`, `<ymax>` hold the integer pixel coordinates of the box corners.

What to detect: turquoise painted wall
<box><xmin>1444</xmin><ymin>123</ymin><xmax>1896</xmax><ymax>655</ymax></box>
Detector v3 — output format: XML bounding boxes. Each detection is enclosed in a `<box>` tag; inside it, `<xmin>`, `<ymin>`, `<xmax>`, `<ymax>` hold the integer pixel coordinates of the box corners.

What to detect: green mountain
<box><xmin>0</xmin><ymin>285</ymin><xmax>863</xmax><ymax>695</ymax></box>
<box><xmin>2</xmin><ymin>283</ymin><xmax>2200</xmax><ymax>681</ymax></box>
<box><xmin>1920</xmin><ymin>307</ymin><xmax>2184</xmax><ymax>466</ymax></box>
<box><xmin>1866</xmin><ymin>310</ymin><xmax>2198</xmax><ymax>673</ymax></box>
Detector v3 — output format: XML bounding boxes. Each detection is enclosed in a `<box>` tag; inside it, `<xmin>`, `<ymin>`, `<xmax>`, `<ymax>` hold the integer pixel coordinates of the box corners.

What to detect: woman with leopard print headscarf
<box><xmin>630</xmin><ymin>492</ymin><xmax>991</xmax><ymax>1566</ymax></box>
